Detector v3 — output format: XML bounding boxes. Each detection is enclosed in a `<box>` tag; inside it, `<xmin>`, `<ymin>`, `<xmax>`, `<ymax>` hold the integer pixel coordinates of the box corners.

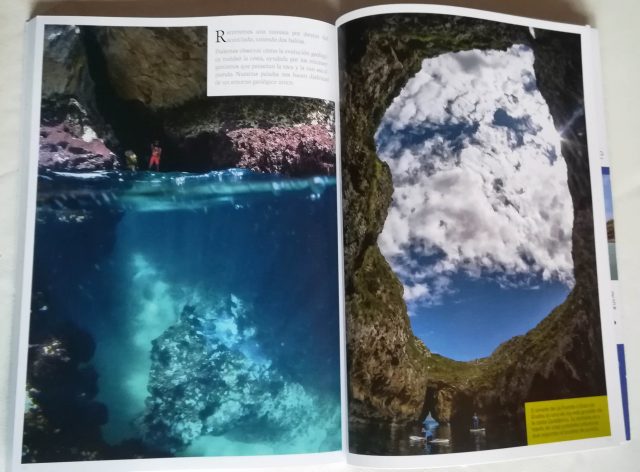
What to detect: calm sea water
<box><xmin>31</xmin><ymin>169</ymin><xmax>342</xmax><ymax>456</ymax></box>
<box><xmin>349</xmin><ymin>419</ymin><xmax>521</xmax><ymax>455</ymax></box>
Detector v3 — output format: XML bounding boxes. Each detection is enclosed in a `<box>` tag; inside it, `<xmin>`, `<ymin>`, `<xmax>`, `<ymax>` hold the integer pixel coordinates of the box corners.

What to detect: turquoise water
<box><xmin>30</xmin><ymin>169</ymin><xmax>342</xmax><ymax>458</ymax></box>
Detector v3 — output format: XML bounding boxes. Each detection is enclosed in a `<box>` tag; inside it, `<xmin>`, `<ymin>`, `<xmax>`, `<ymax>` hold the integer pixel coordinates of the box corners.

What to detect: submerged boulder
<box><xmin>140</xmin><ymin>298</ymin><xmax>322</xmax><ymax>453</ymax></box>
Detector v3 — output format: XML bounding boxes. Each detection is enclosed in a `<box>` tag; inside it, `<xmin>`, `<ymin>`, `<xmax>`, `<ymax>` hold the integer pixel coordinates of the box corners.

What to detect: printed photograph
<box><xmin>602</xmin><ymin>167</ymin><xmax>618</xmax><ymax>280</ymax></box>
<box><xmin>23</xmin><ymin>25</ymin><xmax>341</xmax><ymax>463</ymax></box>
<box><xmin>339</xmin><ymin>14</ymin><xmax>608</xmax><ymax>455</ymax></box>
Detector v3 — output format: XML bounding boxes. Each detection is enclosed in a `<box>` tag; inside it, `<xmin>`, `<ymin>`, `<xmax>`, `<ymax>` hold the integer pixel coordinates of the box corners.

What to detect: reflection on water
<box><xmin>349</xmin><ymin>419</ymin><xmax>522</xmax><ymax>455</ymax></box>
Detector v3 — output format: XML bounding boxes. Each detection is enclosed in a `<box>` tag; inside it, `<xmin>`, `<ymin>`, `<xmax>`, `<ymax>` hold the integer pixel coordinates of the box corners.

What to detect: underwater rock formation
<box><xmin>140</xmin><ymin>298</ymin><xmax>321</xmax><ymax>453</ymax></box>
<box><xmin>340</xmin><ymin>14</ymin><xmax>604</xmax><ymax>437</ymax></box>
<box><xmin>23</xmin><ymin>291</ymin><xmax>107</xmax><ymax>462</ymax></box>
<box><xmin>23</xmin><ymin>290</ymin><xmax>171</xmax><ymax>461</ymax></box>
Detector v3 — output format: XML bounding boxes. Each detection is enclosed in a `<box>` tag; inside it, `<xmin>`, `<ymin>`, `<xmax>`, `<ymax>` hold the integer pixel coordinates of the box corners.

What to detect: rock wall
<box><xmin>23</xmin><ymin>289</ymin><xmax>168</xmax><ymax>461</ymax></box>
<box><xmin>163</xmin><ymin>96</ymin><xmax>335</xmax><ymax>173</ymax></box>
<box><xmin>39</xmin><ymin>97</ymin><xmax>120</xmax><ymax>171</ymax></box>
<box><xmin>39</xmin><ymin>25</ymin><xmax>335</xmax><ymax>175</ymax></box>
<box><xmin>339</xmin><ymin>14</ymin><xmax>605</xmax><ymax>435</ymax></box>
<box><xmin>41</xmin><ymin>26</ymin><xmax>120</xmax><ymax>171</ymax></box>
<box><xmin>94</xmin><ymin>27</ymin><xmax>207</xmax><ymax>110</ymax></box>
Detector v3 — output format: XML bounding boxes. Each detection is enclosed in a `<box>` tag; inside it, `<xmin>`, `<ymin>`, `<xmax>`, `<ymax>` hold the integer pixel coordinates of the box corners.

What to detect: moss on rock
<box><xmin>340</xmin><ymin>15</ymin><xmax>605</xmax><ymax>440</ymax></box>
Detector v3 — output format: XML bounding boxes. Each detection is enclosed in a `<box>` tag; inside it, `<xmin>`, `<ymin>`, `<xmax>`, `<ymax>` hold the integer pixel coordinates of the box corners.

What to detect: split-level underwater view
<box><xmin>22</xmin><ymin>24</ymin><xmax>341</xmax><ymax>463</ymax></box>
<box><xmin>25</xmin><ymin>170</ymin><xmax>341</xmax><ymax>461</ymax></box>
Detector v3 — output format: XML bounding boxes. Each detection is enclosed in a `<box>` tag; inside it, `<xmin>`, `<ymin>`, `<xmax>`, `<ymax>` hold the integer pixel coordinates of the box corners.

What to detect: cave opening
<box><xmin>373</xmin><ymin>43</ymin><xmax>575</xmax><ymax>363</ymax></box>
<box><xmin>80</xmin><ymin>27</ymin><xmax>166</xmax><ymax>169</ymax></box>
<box><xmin>79</xmin><ymin>26</ymin><xmax>218</xmax><ymax>173</ymax></box>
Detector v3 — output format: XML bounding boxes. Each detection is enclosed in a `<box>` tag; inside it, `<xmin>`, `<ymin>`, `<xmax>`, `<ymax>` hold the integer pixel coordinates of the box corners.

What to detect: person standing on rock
<box><xmin>148</xmin><ymin>141</ymin><xmax>162</xmax><ymax>171</ymax></box>
<box><xmin>124</xmin><ymin>150</ymin><xmax>138</xmax><ymax>171</ymax></box>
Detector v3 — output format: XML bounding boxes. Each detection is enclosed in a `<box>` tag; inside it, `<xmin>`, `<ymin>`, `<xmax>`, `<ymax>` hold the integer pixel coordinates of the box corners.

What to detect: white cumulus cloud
<box><xmin>375</xmin><ymin>45</ymin><xmax>574</xmax><ymax>306</ymax></box>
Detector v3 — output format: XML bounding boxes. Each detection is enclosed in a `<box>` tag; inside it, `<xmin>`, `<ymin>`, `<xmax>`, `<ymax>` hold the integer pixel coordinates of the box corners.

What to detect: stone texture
<box><xmin>40</xmin><ymin>25</ymin><xmax>335</xmax><ymax>175</ymax></box>
<box><xmin>228</xmin><ymin>124</ymin><xmax>335</xmax><ymax>176</ymax></box>
<box><xmin>94</xmin><ymin>26</ymin><xmax>207</xmax><ymax>110</ymax></box>
<box><xmin>163</xmin><ymin>96</ymin><xmax>336</xmax><ymax>174</ymax></box>
<box><xmin>339</xmin><ymin>14</ymin><xmax>605</xmax><ymax>440</ymax></box>
<box><xmin>42</xmin><ymin>25</ymin><xmax>94</xmax><ymax>106</ymax></box>
<box><xmin>140</xmin><ymin>299</ymin><xmax>322</xmax><ymax>453</ymax></box>
<box><xmin>23</xmin><ymin>298</ymin><xmax>106</xmax><ymax>463</ymax></box>
<box><xmin>39</xmin><ymin>97</ymin><xmax>120</xmax><ymax>171</ymax></box>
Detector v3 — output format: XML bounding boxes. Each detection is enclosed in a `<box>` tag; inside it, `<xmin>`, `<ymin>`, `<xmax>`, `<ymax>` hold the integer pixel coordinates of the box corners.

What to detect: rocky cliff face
<box><xmin>94</xmin><ymin>27</ymin><xmax>207</xmax><ymax>110</ymax></box>
<box><xmin>340</xmin><ymin>14</ymin><xmax>605</xmax><ymax>436</ymax></box>
<box><xmin>39</xmin><ymin>97</ymin><xmax>120</xmax><ymax>171</ymax></box>
<box><xmin>42</xmin><ymin>26</ymin><xmax>94</xmax><ymax>105</ymax></box>
<box><xmin>162</xmin><ymin>96</ymin><xmax>335</xmax><ymax>173</ymax></box>
<box><xmin>41</xmin><ymin>26</ymin><xmax>120</xmax><ymax>171</ymax></box>
<box><xmin>39</xmin><ymin>25</ymin><xmax>335</xmax><ymax>175</ymax></box>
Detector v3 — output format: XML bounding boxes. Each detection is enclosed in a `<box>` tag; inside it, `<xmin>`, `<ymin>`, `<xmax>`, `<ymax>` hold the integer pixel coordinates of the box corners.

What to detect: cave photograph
<box><xmin>602</xmin><ymin>168</ymin><xmax>618</xmax><ymax>280</ymax></box>
<box><xmin>21</xmin><ymin>24</ymin><xmax>342</xmax><ymax>463</ymax></box>
<box><xmin>339</xmin><ymin>14</ymin><xmax>608</xmax><ymax>455</ymax></box>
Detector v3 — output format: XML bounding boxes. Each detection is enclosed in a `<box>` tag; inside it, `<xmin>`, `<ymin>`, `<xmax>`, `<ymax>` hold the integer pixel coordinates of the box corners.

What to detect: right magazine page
<box><xmin>336</xmin><ymin>4</ymin><xmax>626</xmax><ymax>467</ymax></box>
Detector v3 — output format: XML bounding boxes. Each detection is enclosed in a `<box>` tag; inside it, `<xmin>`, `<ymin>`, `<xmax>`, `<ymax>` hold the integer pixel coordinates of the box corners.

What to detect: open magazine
<box><xmin>10</xmin><ymin>4</ymin><xmax>630</xmax><ymax>471</ymax></box>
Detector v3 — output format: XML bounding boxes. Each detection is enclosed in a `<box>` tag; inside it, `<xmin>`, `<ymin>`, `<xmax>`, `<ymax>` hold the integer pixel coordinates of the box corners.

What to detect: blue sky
<box><xmin>375</xmin><ymin>45</ymin><xmax>575</xmax><ymax>360</ymax></box>
<box><xmin>407</xmin><ymin>275</ymin><xmax>569</xmax><ymax>360</ymax></box>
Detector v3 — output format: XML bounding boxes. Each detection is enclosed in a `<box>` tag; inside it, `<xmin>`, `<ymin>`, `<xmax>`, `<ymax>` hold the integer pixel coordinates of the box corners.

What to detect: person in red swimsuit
<box><xmin>148</xmin><ymin>141</ymin><xmax>162</xmax><ymax>171</ymax></box>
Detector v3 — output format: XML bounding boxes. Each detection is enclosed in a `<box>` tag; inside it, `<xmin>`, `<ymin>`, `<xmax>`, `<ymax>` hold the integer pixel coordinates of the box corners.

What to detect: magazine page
<box><xmin>11</xmin><ymin>15</ymin><xmax>344</xmax><ymax>471</ymax></box>
<box><xmin>336</xmin><ymin>4</ymin><xmax>625</xmax><ymax>468</ymax></box>
<box><xmin>590</xmin><ymin>30</ymin><xmax>631</xmax><ymax>442</ymax></box>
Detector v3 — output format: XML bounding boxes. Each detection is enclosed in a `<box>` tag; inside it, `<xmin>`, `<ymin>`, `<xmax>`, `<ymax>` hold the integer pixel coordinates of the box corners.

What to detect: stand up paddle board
<box><xmin>408</xmin><ymin>436</ymin><xmax>450</xmax><ymax>445</ymax></box>
<box><xmin>430</xmin><ymin>438</ymin><xmax>450</xmax><ymax>445</ymax></box>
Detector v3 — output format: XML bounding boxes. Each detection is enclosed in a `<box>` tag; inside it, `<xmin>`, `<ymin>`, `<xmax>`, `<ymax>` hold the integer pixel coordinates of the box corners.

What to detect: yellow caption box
<box><xmin>525</xmin><ymin>395</ymin><xmax>611</xmax><ymax>445</ymax></box>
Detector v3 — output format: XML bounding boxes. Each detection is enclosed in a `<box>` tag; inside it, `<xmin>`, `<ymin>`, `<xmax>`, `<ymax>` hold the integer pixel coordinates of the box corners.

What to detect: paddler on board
<box><xmin>472</xmin><ymin>412</ymin><xmax>480</xmax><ymax>429</ymax></box>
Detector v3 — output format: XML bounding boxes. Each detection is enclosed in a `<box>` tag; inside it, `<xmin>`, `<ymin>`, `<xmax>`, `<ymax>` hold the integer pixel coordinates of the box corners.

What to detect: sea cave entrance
<box><xmin>373</xmin><ymin>44</ymin><xmax>575</xmax><ymax>363</ymax></box>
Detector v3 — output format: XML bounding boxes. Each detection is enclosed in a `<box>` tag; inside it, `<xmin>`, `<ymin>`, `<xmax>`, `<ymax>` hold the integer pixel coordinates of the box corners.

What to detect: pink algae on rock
<box><xmin>227</xmin><ymin>124</ymin><xmax>335</xmax><ymax>177</ymax></box>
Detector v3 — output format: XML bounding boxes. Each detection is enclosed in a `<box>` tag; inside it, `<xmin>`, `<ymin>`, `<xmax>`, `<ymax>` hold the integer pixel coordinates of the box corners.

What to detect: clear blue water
<box><xmin>31</xmin><ymin>169</ymin><xmax>342</xmax><ymax>456</ymax></box>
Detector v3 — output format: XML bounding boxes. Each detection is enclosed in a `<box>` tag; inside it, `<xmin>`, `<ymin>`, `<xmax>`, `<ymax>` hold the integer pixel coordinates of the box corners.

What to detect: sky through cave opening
<box><xmin>374</xmin><ymin>44</ymin><xmax>575</xmax><ymax>361</ymax></box>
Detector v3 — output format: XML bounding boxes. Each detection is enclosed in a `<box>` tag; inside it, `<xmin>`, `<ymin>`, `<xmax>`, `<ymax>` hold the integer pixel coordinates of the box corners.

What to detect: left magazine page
<box><xmin>11</xmin><ymin>15</ymin><xmax>343</xmax><ymax>471</ymax></box>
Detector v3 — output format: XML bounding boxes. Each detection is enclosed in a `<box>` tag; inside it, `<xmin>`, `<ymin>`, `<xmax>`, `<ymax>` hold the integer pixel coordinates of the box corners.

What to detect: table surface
<box><xmin>1</xmin><ymin>1</ymin><xmax>638</xmax><ymax>471</ymax></box>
